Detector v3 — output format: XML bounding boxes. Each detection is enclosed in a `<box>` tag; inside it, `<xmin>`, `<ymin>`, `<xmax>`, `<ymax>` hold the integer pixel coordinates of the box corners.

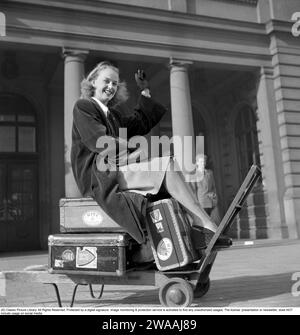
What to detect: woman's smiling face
<box><xmin>93</xmin><ymin>67</ymin><xmax>119</xmax><ymax>105</ymax></box>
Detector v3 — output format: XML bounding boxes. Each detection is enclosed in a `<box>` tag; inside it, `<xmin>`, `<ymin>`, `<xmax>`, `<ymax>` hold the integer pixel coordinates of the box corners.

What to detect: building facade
<box><xmin>0</xmin><ymin>0</ymin><xmax>299</xmax><ymax>251</ymax></box>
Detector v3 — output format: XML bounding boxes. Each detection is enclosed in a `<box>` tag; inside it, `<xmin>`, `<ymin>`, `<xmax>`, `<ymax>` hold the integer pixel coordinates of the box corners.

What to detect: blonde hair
<box><xmin>80</xmin><ymin>61</ymin><xmax>129</xmax><ymax>106</ymax></box>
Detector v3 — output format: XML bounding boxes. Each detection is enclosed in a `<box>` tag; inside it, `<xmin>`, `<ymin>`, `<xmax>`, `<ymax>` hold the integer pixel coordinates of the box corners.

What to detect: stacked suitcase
<box><xmin>48</xmin><ymin>198</ymin><xmax>141</xmax><ymax>276</ymax></box>
<box><xmin>48</xmin><ymin>197</ymin><xmax>200</xmax><ymax>275</ymax></box>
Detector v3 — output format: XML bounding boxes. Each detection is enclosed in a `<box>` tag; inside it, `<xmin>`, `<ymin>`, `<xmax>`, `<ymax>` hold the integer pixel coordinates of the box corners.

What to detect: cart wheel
<box><xmin>194</xmin><ymin>278</ymin><xmax>210</xmax><ymax>298</ymax></box>
<box><xmin>159</xmin><ymin>278</ymin><xmax>194</xmax><ymax>307</ymax></box>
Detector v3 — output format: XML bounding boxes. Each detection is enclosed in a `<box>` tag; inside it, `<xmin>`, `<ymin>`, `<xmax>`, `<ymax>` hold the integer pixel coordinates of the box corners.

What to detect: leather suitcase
<box><xmin>145</xmin><ymin>198</ymin><xmax>199</xmax><ymax>271</ymax></box>
<box><xmin>48</xmin><ymin>233</ymin><xmax>136</xmax><ymax>276</ymax></box>
<box><xmin>59</xmin><ymin>198</ymin><xmax>125</xmax><ymax>233</ymax></box>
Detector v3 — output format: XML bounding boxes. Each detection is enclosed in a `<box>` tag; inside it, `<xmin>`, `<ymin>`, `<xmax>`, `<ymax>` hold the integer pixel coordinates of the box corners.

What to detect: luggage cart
<box><xmin>0</xmin><ymin>165</ymin><xmax>261</xmax><ymax>307</ymax></box>
<box><xmin>157</xmin><ymin>164</ymin><xmax>261</xmax><ymax>307</ymax></box>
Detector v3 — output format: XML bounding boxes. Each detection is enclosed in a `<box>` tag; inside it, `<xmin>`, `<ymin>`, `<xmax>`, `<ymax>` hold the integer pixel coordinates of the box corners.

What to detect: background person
<box><xmin>190</xmin><ymin>154</ymin><xmax>218</xmax><ymax>217</ymax></box>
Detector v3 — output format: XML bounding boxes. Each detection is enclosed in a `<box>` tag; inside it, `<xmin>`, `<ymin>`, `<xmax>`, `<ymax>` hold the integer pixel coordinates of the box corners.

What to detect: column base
<box><xmin>284</xmin><ymin>189</ymin><xmax>300</xmax><ymax>239</ymax></box>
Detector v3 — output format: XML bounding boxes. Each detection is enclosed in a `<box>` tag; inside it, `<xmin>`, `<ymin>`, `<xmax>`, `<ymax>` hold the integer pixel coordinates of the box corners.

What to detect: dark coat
<box><xmin>71</xmin><ymin>96</ymin><xmax>167</xmax><ymax>243</ymax></box>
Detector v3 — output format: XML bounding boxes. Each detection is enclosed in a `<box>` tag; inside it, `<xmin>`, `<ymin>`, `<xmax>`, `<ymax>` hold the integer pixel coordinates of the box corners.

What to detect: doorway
<box><xmin>0</xmin><ymin>160</ymin><xmax>39</xmax><ymax>251</ymax></box>
<box><xmin>234</xmin><ymin>104</ymin><xmax>268</xmax><ymax>239</ymax></box>
<box><xmin>0</xmin><ymin>93</ymin><xmax>40</xmax><ymax>251</ymax></box>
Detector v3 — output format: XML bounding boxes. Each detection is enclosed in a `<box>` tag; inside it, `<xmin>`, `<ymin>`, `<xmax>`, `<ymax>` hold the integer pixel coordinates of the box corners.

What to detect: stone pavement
<box><xmin>0</xmin><ymin>240</ymin><xmax>300</xmax><ymax>309</ymax></box>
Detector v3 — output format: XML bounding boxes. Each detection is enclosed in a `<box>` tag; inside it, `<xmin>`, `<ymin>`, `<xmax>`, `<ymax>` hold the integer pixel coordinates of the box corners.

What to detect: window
<box><xmin>235</xmin><ymin>106</ymin><xmax>260</xmax><ymax>181</ymax></box>
<box><xmin>0</xmin><ymin>94</ymin><xmax>37</xmax><ymax>153</ymax></box>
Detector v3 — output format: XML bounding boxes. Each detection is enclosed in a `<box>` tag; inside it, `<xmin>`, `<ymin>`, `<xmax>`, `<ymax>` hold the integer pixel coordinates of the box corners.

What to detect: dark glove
<box><xmin>135</xmin><ymin>69</ymin><xmax>149</xmax><ymax>91</ymax></box>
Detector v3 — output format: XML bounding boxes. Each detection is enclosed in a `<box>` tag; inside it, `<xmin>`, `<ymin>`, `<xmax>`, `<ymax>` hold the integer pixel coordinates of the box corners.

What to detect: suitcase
<box><xmin>48</xmin><ymin>233</ymin><xmax>137</xmax><ymax>276</ymax></box>
<box><xmin>145</xmin><ymin>198</ymin><xmax>199</xmax><ymax>271</ymax></box>
<box><xmin>59</xmin><ymin>198</ymin><xmax>126</xmax><ymax>233</ymax></box>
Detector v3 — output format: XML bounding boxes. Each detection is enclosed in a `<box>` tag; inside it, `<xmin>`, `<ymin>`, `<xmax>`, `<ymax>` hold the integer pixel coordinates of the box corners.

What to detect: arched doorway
<box><xmin>235</xmin><ymin>105</ymin><xmax>261</xmax><ymax>181</ymax></box>
<box><xmin>234</xmin><ymin>105</ymin><xmax>267</xmax><ymax>239</ymax></box>
<box><xmin>0</xmin><ymin>93</ymin><xmax>40</xmax><ymax>251</ymax></box>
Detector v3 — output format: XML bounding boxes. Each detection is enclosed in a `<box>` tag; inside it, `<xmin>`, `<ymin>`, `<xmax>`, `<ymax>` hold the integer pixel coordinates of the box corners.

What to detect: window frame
<box><xmin>0</xmin><ymin>94</ymin><xmax>38</xmax><ymax>154</ymax></box>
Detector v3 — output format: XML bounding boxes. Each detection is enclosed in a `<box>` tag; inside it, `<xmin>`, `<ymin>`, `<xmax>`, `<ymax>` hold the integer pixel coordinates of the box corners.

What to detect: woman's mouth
<box><xmin>104</xmin><ymin>89</ymin><xmax>114</xmax><ymax>97</ymax></box>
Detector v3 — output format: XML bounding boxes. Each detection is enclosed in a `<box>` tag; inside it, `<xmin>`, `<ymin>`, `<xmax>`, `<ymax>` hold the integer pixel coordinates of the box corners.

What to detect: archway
<box><xmin>233</xmin><ymin>104</ymin><xmax>268</xmax><ymax>239</ymax></box>
<box><xmin>235</xmin><ymin>105</ymin><xmax>261</xmax><ymax>182</ymax></box>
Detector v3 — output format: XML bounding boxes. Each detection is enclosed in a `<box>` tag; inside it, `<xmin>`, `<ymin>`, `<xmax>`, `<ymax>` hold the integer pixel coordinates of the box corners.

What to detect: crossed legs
<box><xmin>163</xmin><ymin>158</ymin><xmax>217</xmax><ymax>233</ymax></box>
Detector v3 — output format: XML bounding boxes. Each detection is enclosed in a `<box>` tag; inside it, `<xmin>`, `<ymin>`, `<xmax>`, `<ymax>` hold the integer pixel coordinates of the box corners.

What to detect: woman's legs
<box><xmin>163</xmin><ymin>159</ymin><xmax>217</xmax><ymax>233</ymax></box>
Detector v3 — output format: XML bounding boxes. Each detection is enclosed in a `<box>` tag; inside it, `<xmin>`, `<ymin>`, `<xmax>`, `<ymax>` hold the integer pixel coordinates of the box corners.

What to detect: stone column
<box><xmin>169</xmin><ymin>58</ymin><xmax>195</xmax><ymax>173</ymax></box>
<box><xmin>63</xmin><ymin>48</ymin><xmax>89</xmax><ymax>198</ymax></box>
<box><xmin>256</xmin><ymin>66</ymin><xmax>287</xmax><ymax>239</ymax></box>
<box><xmin>270</xmin><ymin>39</ymin><xmax>300</xmax><ymax>239</ymax></box>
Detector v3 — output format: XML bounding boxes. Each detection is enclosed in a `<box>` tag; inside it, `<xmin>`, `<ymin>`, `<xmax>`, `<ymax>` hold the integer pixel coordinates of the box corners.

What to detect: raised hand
<box><xmin>135</xmin><ymin>69</ymin><xmax>149</xmax><ymax>91</ymax></box>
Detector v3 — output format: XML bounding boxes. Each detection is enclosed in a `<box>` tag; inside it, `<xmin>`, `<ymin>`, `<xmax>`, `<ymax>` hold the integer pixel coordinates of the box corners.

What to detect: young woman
<box><xmin>71</xmin><ymin>61</ymin><xmax>217</xmax><ymax>246</ymax></box>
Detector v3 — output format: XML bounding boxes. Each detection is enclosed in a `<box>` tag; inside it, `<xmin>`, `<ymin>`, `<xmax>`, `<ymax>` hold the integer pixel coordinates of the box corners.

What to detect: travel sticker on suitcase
<box><xmin>149</xmin><ymin>209</ymin><xmax>162</xmax><ymax>223</ymax></box>
<box><xmin>76</xmin><ymin>247</ymin><xmax>97</xmax><ymax>269</ymax></box>
<box><xmin>82</xmin><ymin>210</ymin><xmax>103</xmax><ymax>227</ymax></box>
<box><xmin>157</xmin><ymin>237</ymin><xmax>173</xmax><ymax>261</ymax></box>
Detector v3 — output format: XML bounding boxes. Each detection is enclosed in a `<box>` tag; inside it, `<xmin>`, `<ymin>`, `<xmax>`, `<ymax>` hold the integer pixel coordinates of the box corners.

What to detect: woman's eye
<box><xmin>104</xmin><ymin>79</ymin><xmax>118</xmax><ymax>86</ymax></box>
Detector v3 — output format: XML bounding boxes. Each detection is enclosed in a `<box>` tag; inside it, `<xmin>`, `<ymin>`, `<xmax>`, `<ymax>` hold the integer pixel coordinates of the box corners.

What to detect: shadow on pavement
<box><xmin>0</xmin><ymin>250</ymin><xmax>47</xmax><ymax>258</ymax></box>
<box><xmin>36</xmin><ymin>272</ymin><xmax>295</xmax><ymax>308</ymax></box>
<box><xmin>194</xmin><ymin>272</ymin><xmax>294</xmax><ymax>307</ymax></box>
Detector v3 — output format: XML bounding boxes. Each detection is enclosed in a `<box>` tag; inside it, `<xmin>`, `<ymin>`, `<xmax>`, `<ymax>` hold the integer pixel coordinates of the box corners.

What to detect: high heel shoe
<box><xmin>190</xmin><ymin>226</ymin><xmax>214</xmax><ymax>249</ymax></box>
<box><xmin>190</xmin><ymin>226</ymin><xmax>232</xmax><ymax>250</ymax></box>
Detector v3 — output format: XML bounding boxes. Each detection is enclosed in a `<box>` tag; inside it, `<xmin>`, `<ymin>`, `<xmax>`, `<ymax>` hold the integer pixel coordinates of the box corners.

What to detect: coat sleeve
<box><xmin>212</xmin><ymin>172</ymin><xmax>218</xmax><ymax>205</ymax></box>
<box><xmin>208</xmin><ymin>170</ymin><xmax>218</xmax><ymax>206</ymax></box>
<box><xmin>121</xmin><ymin>95</ymin><xmax>167</xmax><ymax>138</ymax></box>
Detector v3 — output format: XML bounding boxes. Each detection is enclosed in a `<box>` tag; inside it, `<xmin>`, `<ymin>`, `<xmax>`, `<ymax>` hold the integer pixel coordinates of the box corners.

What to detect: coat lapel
<box><xmin>89</xmin><ymin>98</ymin><xmax>117</xmax><ymax>137</ymax></box>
